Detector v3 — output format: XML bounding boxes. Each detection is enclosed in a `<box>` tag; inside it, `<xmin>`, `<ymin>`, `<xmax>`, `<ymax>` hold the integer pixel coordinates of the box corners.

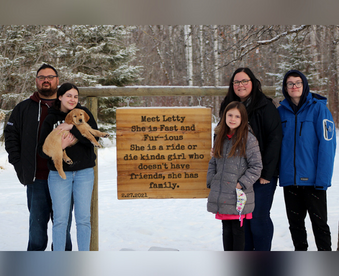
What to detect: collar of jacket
<box><xmin>30</xmin><ymin>91</ymin><xmax>55</xmax><ymax>107</ymax></box>
<box><xmin>280</xmin><ymin>92</ymin><xmax>327</xmax><ymax>114</ymax></box>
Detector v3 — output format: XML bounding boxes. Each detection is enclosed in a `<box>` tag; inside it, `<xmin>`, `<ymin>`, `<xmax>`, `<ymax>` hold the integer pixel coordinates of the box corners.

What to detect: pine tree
<box><xmin>0</xmin><ymin>25</ymin><xmax>142</xmax><ymax>132</ymax></box>
<box><xmin>267</xmin><ymin>32</ymin><xmax>326</xmax><ymax>95</ymax></box>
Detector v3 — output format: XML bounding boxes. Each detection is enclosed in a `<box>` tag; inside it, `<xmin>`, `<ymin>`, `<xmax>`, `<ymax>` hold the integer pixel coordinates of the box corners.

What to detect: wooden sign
<box><xmin>116</xmin><ymin>107</ymin><xmax>212</xmax><ymax>199</ymax></box>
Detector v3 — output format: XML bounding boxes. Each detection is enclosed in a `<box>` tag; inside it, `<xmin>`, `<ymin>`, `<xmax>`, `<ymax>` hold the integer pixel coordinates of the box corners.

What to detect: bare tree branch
<box><xmin>220</xmin><ymin>25</ymin><xmax>311</xmax><ymax>69</ymax></box>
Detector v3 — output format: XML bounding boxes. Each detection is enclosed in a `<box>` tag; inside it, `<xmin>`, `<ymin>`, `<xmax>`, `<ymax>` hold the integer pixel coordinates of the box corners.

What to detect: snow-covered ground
<box><xmin>0</xmin><ymin>120</ymin><xmax>338</xmax><ymax>251</ymax></box>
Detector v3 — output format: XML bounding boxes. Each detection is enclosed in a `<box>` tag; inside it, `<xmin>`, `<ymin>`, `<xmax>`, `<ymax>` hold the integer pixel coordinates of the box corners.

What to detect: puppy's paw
<box><xmin>65</xmin><ymin>159</ymin><xmax>73</xmax><ymax>165</ymax></box>
<box><xmin>92</xmin><ymin>142</ymin><xmax>102</xmax><ymax>148</ymax></box>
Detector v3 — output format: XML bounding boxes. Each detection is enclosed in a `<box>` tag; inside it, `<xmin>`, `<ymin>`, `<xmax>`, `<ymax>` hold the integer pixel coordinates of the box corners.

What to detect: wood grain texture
<box><xmin>116</xmin><ymin>107</ymin><xmax>212</xmax><ymax>199</ymax></box>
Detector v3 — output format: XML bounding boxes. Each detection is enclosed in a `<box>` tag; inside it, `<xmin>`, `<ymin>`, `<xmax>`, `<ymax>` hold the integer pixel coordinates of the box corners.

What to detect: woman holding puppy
<box><xmin>38</xmin><ymin>82</ymin><xmax>98</xmax><ymax>251</ymax></box>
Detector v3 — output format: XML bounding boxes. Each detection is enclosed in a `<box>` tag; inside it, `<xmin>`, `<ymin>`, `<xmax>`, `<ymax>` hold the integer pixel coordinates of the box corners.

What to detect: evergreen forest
<box><xmin>1</xmin><ymin>25</ymin><xmax>339</xmax><ymax>136</ymax></box>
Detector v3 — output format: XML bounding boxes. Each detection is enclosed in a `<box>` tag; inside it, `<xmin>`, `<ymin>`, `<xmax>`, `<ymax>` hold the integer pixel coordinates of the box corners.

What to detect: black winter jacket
<box><xmin>4</xmin><ymin>93</ymin><xmax>53</xmax><ymax>185</ymax></box>
<box><xmin>219</xmin><ymin>91</ymin><xmax>282</xmax><ymax>180</ymax></box>
<box><xmin>38</xmin><ymin>104</ymin><xmax>97</xmax><ymax>172</ymax></box>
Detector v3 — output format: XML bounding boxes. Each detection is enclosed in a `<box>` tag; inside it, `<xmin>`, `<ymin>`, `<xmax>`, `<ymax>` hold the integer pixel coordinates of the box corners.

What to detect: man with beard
<box><xmin>5</xmin><ymin>64</ymin><xmax>72</xmax><ymax>251</ymax></box>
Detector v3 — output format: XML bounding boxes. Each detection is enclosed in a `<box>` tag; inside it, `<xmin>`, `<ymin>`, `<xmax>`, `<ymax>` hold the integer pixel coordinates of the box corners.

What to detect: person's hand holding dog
<box><xmin>61</xmin><ymin>132</ymin><xmax>76</xmax><ymax>149</ymax></box>
<box><xmin>54</xmin><ymin>123</ymin><xmax>75</xmax><ymax>149</ymax></box>
<box><xmin>56</xmin><ymin>123</ymin><xmax>73</xmax><ymax>131</ymax></box>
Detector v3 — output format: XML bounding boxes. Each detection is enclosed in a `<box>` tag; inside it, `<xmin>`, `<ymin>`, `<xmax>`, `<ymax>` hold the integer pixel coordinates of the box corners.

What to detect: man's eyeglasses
<box><xmin>286</xmin><ymin>81</ymin><xmax>303</xmax><ymax>89</ymax></box>
<box><xmin>36</xmin><ymin>75</ymin><xmax>58</xmax><ymax>81</ymax></box>
<box><xmin>233</xmin><ymin>79</ymin><xmax>251</xmax><ymax>86</ymax></box>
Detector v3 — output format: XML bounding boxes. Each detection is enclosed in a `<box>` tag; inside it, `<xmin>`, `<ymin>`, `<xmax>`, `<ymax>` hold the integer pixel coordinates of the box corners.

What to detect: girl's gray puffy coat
<box><xmin>206</xmin><ymin>132</ymin><xmax>262</xmax><ymax>215</ymax></box>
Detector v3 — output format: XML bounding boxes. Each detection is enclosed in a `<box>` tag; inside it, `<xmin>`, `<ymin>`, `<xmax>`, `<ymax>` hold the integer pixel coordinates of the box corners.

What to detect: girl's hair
<box><xmin>53</xmin><ymin>82</ymin><xmax>79</xmax><ymax>110</ymax></box>
<box><xmin>219</xmin><ymin>67</ymin><xmax>263</xmax><ymax>118</ymax></box>
<box><xmin>214</xmin><ymin>101</ymin><xmax>248</xmax><ymax>158</ymax></box>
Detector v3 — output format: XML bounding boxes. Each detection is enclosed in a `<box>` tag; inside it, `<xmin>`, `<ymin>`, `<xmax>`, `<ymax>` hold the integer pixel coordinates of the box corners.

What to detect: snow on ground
<box><xmin>0</xmin><ymin>120</ymin><xmax>338</xmax><ymax>251</ymax></box>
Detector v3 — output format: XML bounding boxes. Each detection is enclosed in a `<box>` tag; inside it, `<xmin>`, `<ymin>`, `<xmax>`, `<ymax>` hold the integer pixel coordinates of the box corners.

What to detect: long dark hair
<box><xmin>219</xmin><ymin>67</ymin><xmax>262</xmax><ymax>118</ymax></box>
<box><xmin>214</xmin><ymin>101</ymin><xmax>249</xmax><ymax>158</ymax></box>
<box><xmin>53</xmin><ymin>82</ymin><xmax>79</xmax><ymax>110</ymax></box>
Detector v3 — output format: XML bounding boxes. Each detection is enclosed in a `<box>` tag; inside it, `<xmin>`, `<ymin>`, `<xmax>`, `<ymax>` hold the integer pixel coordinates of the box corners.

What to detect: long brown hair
<box><xmin>214</xmin><ymin>101</ymin><xmax>248</xmax><ymax>158</ymax></box>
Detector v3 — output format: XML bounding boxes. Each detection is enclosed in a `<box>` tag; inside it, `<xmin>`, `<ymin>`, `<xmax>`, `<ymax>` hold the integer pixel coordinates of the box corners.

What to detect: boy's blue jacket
<box><xmin>278</xmin><ymin>70</ymin><xmax>336</xmax><ymax>190</ymax></box>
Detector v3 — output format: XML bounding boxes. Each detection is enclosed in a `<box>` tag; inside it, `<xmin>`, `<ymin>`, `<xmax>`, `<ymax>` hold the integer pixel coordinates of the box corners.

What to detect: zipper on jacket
<box><xmin>33</xmin><ymin>100</ymin><xmax>42</xmax><ymax>182</ymax></box>
<box><xmin>293</xmin><ymin>114</ymin><xmax>297</xmax><ymax>185</ymax></box>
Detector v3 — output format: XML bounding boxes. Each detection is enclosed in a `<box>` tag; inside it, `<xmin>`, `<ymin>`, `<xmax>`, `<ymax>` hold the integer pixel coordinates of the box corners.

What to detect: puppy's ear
<box><xmin>65</xmin><ymin>110</ymin><xmax>74</xmax><ymax>124</ymax></box>
<box><xmin>84</xmin><ymin>111</ymin><xmax>90</xmax><ymax>122</ymax></box>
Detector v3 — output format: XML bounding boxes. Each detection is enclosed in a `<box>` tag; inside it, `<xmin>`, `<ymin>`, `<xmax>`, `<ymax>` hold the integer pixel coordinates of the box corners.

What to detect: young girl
<box><xmin>207</xmin><ymin>101</ymin><xmax>262</xmax><ymax>251</ymax></box>
<box><xmin>38</xmin><ymin>83</ymin><xmax>98</xmax><ymax>251</ymax></box>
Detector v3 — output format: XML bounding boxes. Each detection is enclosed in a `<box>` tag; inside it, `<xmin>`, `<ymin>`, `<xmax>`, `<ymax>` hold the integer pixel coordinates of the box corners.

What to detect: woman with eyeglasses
<box><xmin>218</xmin><ymin>67</ymin><xmax>282</xmax><ymax>251</ymax></box>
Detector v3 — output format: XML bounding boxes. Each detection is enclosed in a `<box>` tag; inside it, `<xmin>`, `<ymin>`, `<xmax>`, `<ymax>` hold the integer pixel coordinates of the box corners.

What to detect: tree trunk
<box><xmin>168</xmin><ymin>26</ymin><xmax>175</xmax><ymax>83</ymax></box>
<box><xmin>184</xmin><ymin>25</ymin><xmax>193</xmax><ymax>86</ymax></box>
<box><xmin>184</xmin><ymin>25</ymin><xmax>193</xmax><ymax>106</ymax></box>
<box><xmin>213</xmin><ymin>25</ymin><xmax>220</xmax><ymax>115</ymax></box>
<box><xmin>310</xmin><ymin>25</ymin><xmax>319</xmax><ymax>81</ymax></box>
<box><xmin>149</xmin><ymin>25</ymin><xmax>170</xmax><ymax>85</ymax></box>
<box><xmin>199</xmin><ymin>25</ymin><xmax>204</xmax><ymax>86</ymax></box>
<box><xmin>327</xmin><ymin>26</ymin><xmax>339</xmax><ymax>125</ymax></box>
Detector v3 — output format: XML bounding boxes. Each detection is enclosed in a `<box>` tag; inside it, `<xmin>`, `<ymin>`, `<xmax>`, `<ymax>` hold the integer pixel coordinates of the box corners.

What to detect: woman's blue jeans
<box><xmin>244</xmin><ymin>176</ymin><xmax>277</xmax><ymax>251</ymax></box>
<box><xmin>48</xmin><ymin>168</ymin><xmax>94</xmax><ymax>251</ymax></box>
<box><xmin>26</xmin><ymin>179</ymin><xmax>73</xmax><ymax>251</ymax></box>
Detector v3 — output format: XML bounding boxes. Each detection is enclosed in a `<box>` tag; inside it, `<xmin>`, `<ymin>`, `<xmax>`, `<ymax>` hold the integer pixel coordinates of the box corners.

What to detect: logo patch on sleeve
<box><xmin>300</xmin><ymin>177</ymin><xmax>309</xmax><ymax>181</ymax></box>
<box><xmin>323</xmin><ymin>119</ymin><xmax>334</xmax><ymax>141</ymax></box>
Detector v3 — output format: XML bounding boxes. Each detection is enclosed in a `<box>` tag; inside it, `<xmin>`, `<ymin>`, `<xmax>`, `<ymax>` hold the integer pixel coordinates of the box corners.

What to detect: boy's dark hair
<box><xmin>284</xmin><ymin>72</ymin><xmax>302</xmax><ymax>87</ymax></box>
<box><xmin>37</xmin><ymin>64</ymin><xmax>58</xmax><ymax>76</ymax></box>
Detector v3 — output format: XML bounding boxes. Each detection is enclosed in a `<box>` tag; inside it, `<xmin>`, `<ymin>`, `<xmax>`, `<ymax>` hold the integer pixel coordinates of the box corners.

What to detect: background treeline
<box><xmin>1</xmin><ymin>25</ymin><xmax>339</xmax><ymax>130</ymax></box>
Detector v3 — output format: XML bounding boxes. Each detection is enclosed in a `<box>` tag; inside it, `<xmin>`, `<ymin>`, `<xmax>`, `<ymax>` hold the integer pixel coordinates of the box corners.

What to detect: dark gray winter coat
<box><xmin>206</xmin><ymin>132</ymin><xmax>262</xmax><ymax>215</ymax></box>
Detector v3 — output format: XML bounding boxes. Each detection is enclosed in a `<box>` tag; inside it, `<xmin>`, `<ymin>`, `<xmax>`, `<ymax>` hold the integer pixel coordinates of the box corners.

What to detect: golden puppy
<box><xmin>43</xmin><ymin>108</ymin><xmax>109</xmax><ymax>179</ymax></box>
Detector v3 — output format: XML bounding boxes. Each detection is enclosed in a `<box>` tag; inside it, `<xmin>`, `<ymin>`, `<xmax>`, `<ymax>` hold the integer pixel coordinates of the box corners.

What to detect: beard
<box><xmin>38</xmin><ymin>82</ymin><xmax>57</xmax><ymax>97</ymax></box>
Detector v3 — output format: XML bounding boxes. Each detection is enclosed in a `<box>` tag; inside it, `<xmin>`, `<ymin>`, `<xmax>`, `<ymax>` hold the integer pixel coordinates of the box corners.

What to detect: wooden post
<box><xmin>86</xmin><ymin>96</ymin><xmax>99</xmax><ymax>251</ymax></box>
